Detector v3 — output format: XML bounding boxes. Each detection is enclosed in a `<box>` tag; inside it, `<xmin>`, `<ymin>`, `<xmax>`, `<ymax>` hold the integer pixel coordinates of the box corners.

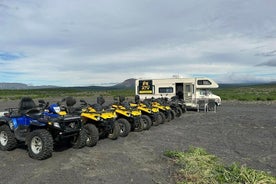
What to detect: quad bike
<box><xmin>38</xmin><ymin>98</ymin><xmax>98</xmax><ymax>148</ymax></box>
<box><xmin>149</xmin><ymin>97</ymin><xmax>175</xmax><ymax>123</ymax></box>
<box><xmin>130</xmin><ymin>95</ymin><xmax>163</xmax><ymax>128</ymax></box>
<box><xmin>170</xmin><ymin>96</ymin><xmax>187</xmax><ymax>116</ymax></box>
<box><xmin>111</xmin><ymin>96</ymin><xmax>145</xmax><ymax>137</ymax></box>
<box><xmin>61</xmin><ymin>96</ymin><xmax>119</xmax><ymax>147</ymax></box>
<box><xmin>79</xmin><ymin>97</ymin><xmax>120</xmax><ymax>142</ymax></box>
<box><xmin>0</xmin><ymin>97</ymin><xmax>86</xmax><ymax>160</ymax></box>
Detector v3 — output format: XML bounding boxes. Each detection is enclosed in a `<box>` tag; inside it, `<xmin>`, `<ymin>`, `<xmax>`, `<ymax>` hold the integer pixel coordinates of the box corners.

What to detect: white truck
<box><xmin>135</xmin><ymin>77</ymin><xmax>221</xmax><ymax>109</ymax></box>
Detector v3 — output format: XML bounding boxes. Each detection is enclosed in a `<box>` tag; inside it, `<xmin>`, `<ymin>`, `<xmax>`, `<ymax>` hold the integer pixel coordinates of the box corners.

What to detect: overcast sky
<box><xmin>0</xmin><ymin>0</ymin><xmax>276</xmax><ymax>86</ymax></box>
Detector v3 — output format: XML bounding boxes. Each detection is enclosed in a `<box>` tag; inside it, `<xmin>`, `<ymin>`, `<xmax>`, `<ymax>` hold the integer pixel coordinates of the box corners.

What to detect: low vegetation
<box><xmin>0</xmin><ymin>88</ymin><xmax>134</xmax><ymax>100</ymax></box>
<box><xmin>213</xmin><ymin>84</ymin><xmax>276</xmax><ymax>101</ymax></box>
<box><xmin>164</xmin><ymin>147</ymin><xmax>276</xmax><ymax>184</ymax></box>
<box><xmin>0</xmin><ymin>83</ymin><xmax>275</xmax><ymax>102</ymax></box>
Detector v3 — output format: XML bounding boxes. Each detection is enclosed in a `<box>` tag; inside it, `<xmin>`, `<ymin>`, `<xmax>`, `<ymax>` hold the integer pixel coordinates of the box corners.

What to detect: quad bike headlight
<box><xmin>52</xmin><ymin>122</ymin><xmax>61</xmax><ymax>128</ymax></box>
<box><xmin>48</xmin><ymin>122</ymin><xmax>60</xmax><ymax>128</ymax></box>
<box><xmin>8</xmin><ymin>120</ymin><xmax>14</xmax><ymax>130</ymax></box>
<box><xmin>96</xmin><ymin>116</ymin><xmax>101</xmax><ymax>121</ymax></box>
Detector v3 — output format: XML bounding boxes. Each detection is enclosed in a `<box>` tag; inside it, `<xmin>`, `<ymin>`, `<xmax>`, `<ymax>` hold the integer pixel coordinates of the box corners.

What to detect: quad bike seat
<box><xmin>18</xmin><ymin>97</ymin><xmax>41</xmax><ymax>115</ymax></box>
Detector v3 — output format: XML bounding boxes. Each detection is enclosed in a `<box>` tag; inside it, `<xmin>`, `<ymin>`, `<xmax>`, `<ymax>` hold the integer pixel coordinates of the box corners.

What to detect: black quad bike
<box><xmin>0</xmin><ymin>97</ymin><xmax>86</xmax><ymax>160</ymax></box>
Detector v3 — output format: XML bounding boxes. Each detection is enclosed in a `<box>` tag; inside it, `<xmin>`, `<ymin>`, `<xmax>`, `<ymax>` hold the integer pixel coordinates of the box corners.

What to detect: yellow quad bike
<box><xmin>79</xmin><ymin>98</ymin><xmax>120</xmax><ymax>142</ymax></box>
<box><xmin>130</xmin><ymin>95</ymin><xmax>163</xmax><ymax>128</ymax></box>
<box><xmin>149</xmin><ymin>98</ymin><xmax>174</xmax><ymax>123</ymax></box>
<box><xmin>111</xmin><ymin>96</ymin><xmax>145</xmax><ymax>137</ymax></box>
<box><xmin>61</xmin><ymin>97</ymin><xmax>100</xmax><ymax>147</ymax></box>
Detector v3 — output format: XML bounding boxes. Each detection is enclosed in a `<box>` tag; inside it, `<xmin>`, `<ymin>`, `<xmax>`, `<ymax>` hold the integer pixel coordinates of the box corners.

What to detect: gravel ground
<box><xmin>0</xmin><ymin>100</ymin><xmax>275</xmax><ymax>184</ymax></box>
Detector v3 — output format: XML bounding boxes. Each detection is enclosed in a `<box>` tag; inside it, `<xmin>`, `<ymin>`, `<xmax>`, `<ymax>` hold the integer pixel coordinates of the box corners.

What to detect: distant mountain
<box><xmin>114</xmin><ymin>78</ymin><xmax>136</xmax><ymax>88</ymax></box>
<box><xmin>0</xmin><ymin>83</ymin><xmax>57</xmax><ymax>89</ymax></box>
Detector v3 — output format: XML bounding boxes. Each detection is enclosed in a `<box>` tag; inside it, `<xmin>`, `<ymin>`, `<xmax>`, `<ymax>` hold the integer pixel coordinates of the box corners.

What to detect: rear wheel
<box><xmin>84</xmin><ymin>124</ymin><xmax>99</xmax><ymax>147</ymax></box>
<box><xmin>108</xmin><ymin>121</ymin><xmax>120</xmax><ymax>140</ymax></box>
<box><xmin>27</xmin><ymin>129</ymin><xmax>53</xmax><ymax>160</ymax></box>
<box><xmin>117</xmin><ymin>118</ymin><xmax>131</xmax><ymax>137</ymax></box>
<box><xmin>0</xmin><ymin>125</ymin><xmax>17</xmax><ymax>151</ymax></box>
<box><xmin>141</xmin><ymin>115</ymin><xmax>151</xmax><ymax>130</ymax></box>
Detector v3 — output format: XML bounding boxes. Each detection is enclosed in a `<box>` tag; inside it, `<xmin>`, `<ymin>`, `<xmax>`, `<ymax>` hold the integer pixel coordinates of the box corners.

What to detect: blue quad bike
<box><xmin>0</xmin><ymin>97</ymin><xmax>86</xmax><ymax>160</ymax></box>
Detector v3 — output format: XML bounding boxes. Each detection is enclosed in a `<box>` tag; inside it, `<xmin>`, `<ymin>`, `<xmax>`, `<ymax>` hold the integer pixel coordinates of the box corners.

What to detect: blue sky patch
<box><xmin>0</xmin><ymin>52</ymin><xmax>24</xmax><ymax>61</ymax></box>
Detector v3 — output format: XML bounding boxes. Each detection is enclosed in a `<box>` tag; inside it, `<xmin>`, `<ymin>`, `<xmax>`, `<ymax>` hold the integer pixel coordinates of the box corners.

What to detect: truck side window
<box><xmin>197</xmin><ymin>80</ymin><xmax>212</xmax><ymax>85</ymax></box>
<box><xmin>159</xmin><ymin>87</ymin><xmax>173</xmax><ymax>93</ymax></box>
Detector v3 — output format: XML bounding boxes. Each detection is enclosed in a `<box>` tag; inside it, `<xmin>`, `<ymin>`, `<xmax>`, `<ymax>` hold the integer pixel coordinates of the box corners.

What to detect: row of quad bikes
<box><xmin>0</xmin><ymin>95</ymin><xmax>186</xmax><ymax>160</ymax></box>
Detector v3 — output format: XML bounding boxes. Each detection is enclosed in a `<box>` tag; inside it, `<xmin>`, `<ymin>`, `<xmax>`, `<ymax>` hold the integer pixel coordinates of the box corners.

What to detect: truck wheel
<box><xmin>141</xmin><ymin>115</ymin><xmax>151</xmax><ymax>130</ymax></box>
<box><xmin>117</xmin><ymin>118</ymin><xmax>131</xmax><ymax>137</ymax></box>
<box><xmin>159</xmin><ymin>112</ymin><xmax>166</xmax><ymax>124</ymax></box>
<box><xmin>108</xmin><ymin>121</ymin><xmax>120</xmax><ymax>140</ymax></box>
<box><xmin>84</xmin><ymin>124</ymin><xmax>99</xmax><ymax>147</ymax></box>
<box><xmin>27</xmin><ymin>129</ymin><xmax>53</xmax><ymax>160</ymax></box>
<box><xmin>0</xmin><ymin>125</ymin><xmax>17</xmax><ymax>151</ymax></box>
<box><xmin>152</xmin><ymin>113</ymin><xmax>162</xmax><ymax>126</ymax></box>
<box><xmin>71</xmin><ymin>128</ymin><xmax>87</xmax><ymax>149</ymax></box>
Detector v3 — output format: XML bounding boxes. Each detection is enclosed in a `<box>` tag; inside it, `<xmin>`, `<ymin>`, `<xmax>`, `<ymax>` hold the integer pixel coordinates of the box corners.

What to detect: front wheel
<box><xmin>0</xmin><ymin>125</ymin><xmax>17</xmax><ymax>151</ymax></box>
<box><xmin>27</xmin><ymin>129</ymin><xmax>53</xmax><ymax>160</ymax></box>
<box><xmin>116</xmin><ymin>118</ymin><xmax>131</xmax><ymax>137</ymax></box>
<box><xmin>71</xmin><ymin>128</ymin><xmax>87</xmax><ymax>149</ymax></box>
<box><xmin>140</xmin><ymin>115</ymin><xmax>151</xmax><ymax>130</ymax></box>
<box><xmin>159</xmin><ymin>112</ymin><xmax>166</xmax><ymax>124</ymax></box>
<box><xmin>108</xmin><ymin>121</ymin><xmax>120</xmax><ymax>140</ymax></box>
<box><xmin>84</xmin><ymin>124</ymin><xmax>99</xmax><ymax>147</ymax></box>
<box><xmin>175</xmin><ymin>107</ymin><xmax>182</xmax><ymax>117</ymax></box>
<box><xmin>152</xmin><ymin>113</ymin><xmax>162</xmax><ymax>126</ymax></box>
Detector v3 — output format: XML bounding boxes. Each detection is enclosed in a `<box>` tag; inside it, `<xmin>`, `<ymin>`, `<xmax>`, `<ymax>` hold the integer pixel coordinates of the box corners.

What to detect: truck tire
<box><xmin>84</xmin><ymin>124</ymin><xmax>99</xmax><ymax>147</ymax></box>
<box><xmin>0</xmin><ymin>125</ymin><xmax>17</xmax><ymax>151</ymax></box>
<box><xmin>71</xmin><ymin>128</ymin><xmax>87</xmax><ymax>149</ymax></box>
<box><xmin>141</xmin><ymin>115</ymin><xmax>151</xmax><ymax>130</ymax></box>
<box><xmin>108</xmin><ymin>121</ymin><xmax>120</xmax><ymax>140</ymax></box>
<box><xmin>117</xmin><ymin>118</ymin><xmax>131</xmax><ymax>137</ymax></box>
<box><xmin>27</xmin><ymin>129</ymin><xmax>53</xmax><ymax>160</ymax></box>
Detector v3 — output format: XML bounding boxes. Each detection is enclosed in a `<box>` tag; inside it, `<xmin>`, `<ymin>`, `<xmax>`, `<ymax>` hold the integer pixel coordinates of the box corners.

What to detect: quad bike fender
<box><xmin>131</xmin><ymin>110</ymin><xmax>141</xmax><ymax>116</ymax></box>
<box><xmin>81</xmin><ymin>112</ymin><xmax>101</xmax><ymax>121</ymax></box>
<box><xmin>30</xmin><ymin>119</ymin><xmax>47</xmax><ymax>127</ymax></box>
<box><xmin>152</xmin><ymin>107</ymin><xmax>159</xmax><ymax>113</ymax></box>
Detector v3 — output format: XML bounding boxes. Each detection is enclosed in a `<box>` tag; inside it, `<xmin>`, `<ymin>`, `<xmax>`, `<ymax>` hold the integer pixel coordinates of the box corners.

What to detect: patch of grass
<box><xmin>164</xmin><ymin>147</ymin><xmax>276</xmax><ymax>184</ymax></box>
<box><xmin>213</xmin><ymin>84</ymin><xmax>276</xmax><ymax>101</ymax></box>
<box><xmin>0</xmin><ymin>88</ymin><xmax>134</xmax><ymax>100</ymax></box>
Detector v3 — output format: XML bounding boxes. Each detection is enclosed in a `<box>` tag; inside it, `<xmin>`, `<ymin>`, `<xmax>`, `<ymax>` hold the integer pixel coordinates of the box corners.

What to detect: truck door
<box><xmin>175</xmin><ymin>83</ymin><xmax>184</xmax><ymax>100</ymax></box>
<box><xmin>184</xmin><ymin>83</ymin><xmax>193</xmax><ymax>102</ymax></box>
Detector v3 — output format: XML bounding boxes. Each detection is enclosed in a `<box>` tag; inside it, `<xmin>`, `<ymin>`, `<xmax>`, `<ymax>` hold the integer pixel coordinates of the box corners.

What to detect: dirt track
<box><xmin>0</xmin><ymin>100</ymin><xmax>275</xmax><ymax>184</ymax></box>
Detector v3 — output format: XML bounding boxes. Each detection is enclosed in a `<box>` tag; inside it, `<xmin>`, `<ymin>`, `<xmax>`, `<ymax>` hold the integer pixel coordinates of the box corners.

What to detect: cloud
<box><xmin>256</xmin><ymin>59</ymin><xmax>276</xmax><ymax>67</ymax></box>
<box><xmin>0</xmin><ymin>0</ymin><xmax>276</xmax><ymax>86</ymax></box>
